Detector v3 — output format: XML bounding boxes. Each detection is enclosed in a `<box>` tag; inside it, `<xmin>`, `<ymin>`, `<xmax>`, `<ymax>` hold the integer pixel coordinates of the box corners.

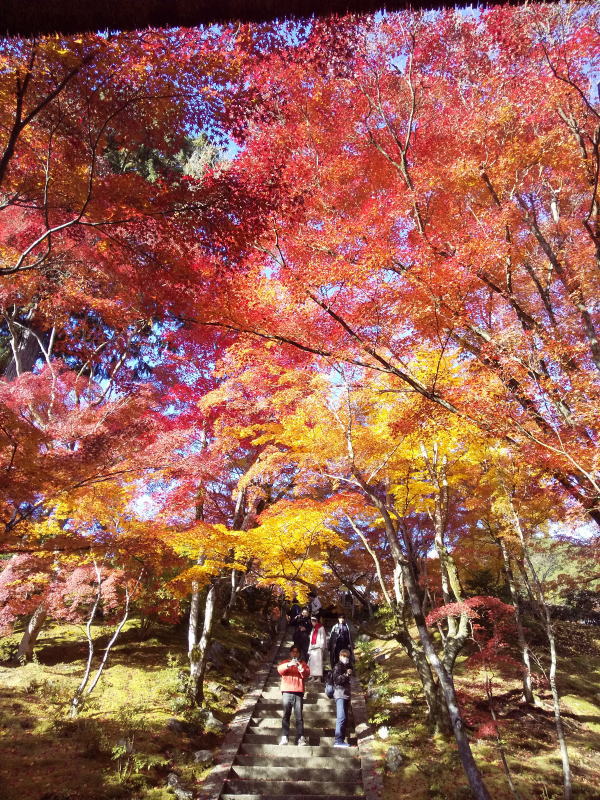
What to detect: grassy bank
<box><xmin>0</xmin><ymin>614</ymin><xmax>272</xmax><ymax>800</ymax></box>
<box><xmin>358</xmin><ymin>621</ymin><xmax>600</xmax><ymax>800</ymax></box>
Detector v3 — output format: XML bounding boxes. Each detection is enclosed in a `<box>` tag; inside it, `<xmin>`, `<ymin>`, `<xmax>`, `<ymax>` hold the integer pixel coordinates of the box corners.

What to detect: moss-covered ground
<box><xmin>0</xmin><ymin>614</ymin><xmax>272</xmax><ymax>800</ymax></box>
<box><xmin>358</xmin><ymin>621</ymin><xmax>600</xmax><ymax>800</ymax></box>
<box><xmin>2</xmin><ymin>612</ymin><xmax>598</xmax><ymax>800</ymax></box>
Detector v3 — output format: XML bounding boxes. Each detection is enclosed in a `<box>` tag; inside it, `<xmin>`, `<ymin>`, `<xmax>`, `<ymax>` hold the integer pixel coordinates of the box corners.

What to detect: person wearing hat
<box><xmin>307</xmin><ymin>614</ymin><xmax>327</xmax><ymax>681</ymax></box>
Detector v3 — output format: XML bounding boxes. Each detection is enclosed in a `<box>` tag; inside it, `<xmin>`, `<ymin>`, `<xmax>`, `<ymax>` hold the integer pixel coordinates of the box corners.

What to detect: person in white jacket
<box><xmin>307</xmin><ymin>615</ymin><xmax>327</xmax><ymax>681</ymax></box>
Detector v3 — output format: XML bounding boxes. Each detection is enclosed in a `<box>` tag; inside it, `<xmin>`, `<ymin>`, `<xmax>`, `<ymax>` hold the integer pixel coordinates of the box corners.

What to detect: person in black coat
<box><xmin>291</xmin><ymin>607</ymin><xmax>311</xmax><ymax>662</ymax></box>
<box><xmin>331</xmin><ymin>648</ymin><xmax>353</xmax><ymax>747</ymax></box>
<box><xmin>288</xmin><ymin>597</ymin><xmax>302</xmax><ymax>621</ymax></box>
<box><xmin>329</xmin><ymin>613</ymin><xmax>353</xmax><ymax>668</ymax></box>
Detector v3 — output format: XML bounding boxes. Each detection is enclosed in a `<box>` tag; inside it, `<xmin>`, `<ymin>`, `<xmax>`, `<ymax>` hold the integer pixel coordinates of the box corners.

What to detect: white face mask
<box><xmin>340</xmin><ymin>657</ymin><xmax>349</xmax><ymax>665</ymax></box>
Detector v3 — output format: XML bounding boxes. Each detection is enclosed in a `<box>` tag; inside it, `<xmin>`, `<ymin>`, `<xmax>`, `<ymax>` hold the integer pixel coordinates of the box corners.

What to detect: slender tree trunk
<box><xmin>497</xmin><ymin>537</ymin><xmax>535</xmax><ymax>704</ymax></box>
<box><xmin>484</xmin><ymin>672</ymin><xmax>523</xmax><ymax>800</ymax></box>
<box><xmin>353</xmin><ymin>470</ymin><xmax>491</xmax><ymax>800</ymax></box>
<box><xmin>546</xmin><ymin>616</ymin><xmax>572</xmax><ymax>800</ymax></box>
<box><xmin>188</xmin><ymin>582</ymin><xmax>217</xmax><ymax>706</ymax></box>
<box><xmin>16</xmin><ymin>602</ymin><xmax>47</xmax><ymax>663</ymax></box>
<box><xmin>221</xmin><ymin>560</ymin><xmax>251</xmax><ymax>625</ymax></box>
<box><xmin>188</xmin><ymin>580</ymin><xmax>202</xmax><ymax>656</ymax></box>
<box><xmin>509</xmin><ymin>499</ymin><xmax>572</xmax><ymax>800</ymax></box>
<box><xmin>404</xmin><ymin>630</ymin><xmax>449</xmax><ymax>733</ymax></box>
<box><xmin>401</xmin><ymin>558</ymin><xmax>492</xmax><ymax>800</ymax></box>
<box><xmin>70</xmin><ymin>568</ymin><xmax>139</xmax><ymax>716</ymax></box>
<box><xmin>220</xmin><ymin>489</ymin><xmax>252</xmax><ymax>625</ymax></box>
<box><xmin>345</xmin><ymin>512</ymin><xmax>447</xmax><ymax>728</ymax></box>
<box><xmin>70</xmin><ymin>563</ymin><xmax>102</xmax><ymax>717</ymax></box>
<box><xmin>84</xmin><ymin>583</ymin><xmax>133</xmax><ymax>698</ymax></box>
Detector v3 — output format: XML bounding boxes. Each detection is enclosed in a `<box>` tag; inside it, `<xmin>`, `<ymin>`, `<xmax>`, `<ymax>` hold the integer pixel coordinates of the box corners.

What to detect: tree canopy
<box><xmin>1</xmin><ymin>6</ymin><xmax>599</xmax><ymax>800</ymax></box>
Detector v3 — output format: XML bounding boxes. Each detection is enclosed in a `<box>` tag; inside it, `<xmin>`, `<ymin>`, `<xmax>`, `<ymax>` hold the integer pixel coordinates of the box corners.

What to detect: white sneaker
<box><xmin>279</xmin><ymin>736</ymin><xmax>289</xmax><ymax>745</ymax></box>
<box><xmin>297</xmin><ymin>736</ymin><xmax>308</xmax><ymax>746</ymax></box>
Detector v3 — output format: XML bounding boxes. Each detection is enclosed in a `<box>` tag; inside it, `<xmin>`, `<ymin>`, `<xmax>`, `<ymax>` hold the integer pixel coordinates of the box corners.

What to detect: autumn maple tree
<box><xmin>204</xmin><ymin>5</ymin><xmax>600</xmax><ymax>531</ymax></box>
<box><xmin>0</xmin><ymin>7</ymin><xmax>598</xmax><ymax>800</ymax></box>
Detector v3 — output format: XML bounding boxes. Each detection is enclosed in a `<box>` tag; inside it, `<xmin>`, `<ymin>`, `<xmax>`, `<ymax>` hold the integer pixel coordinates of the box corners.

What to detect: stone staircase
<box><xmin>219</xmin><ymin>639</ymin><xmax>366</xmax><ymax>800</ymax></box>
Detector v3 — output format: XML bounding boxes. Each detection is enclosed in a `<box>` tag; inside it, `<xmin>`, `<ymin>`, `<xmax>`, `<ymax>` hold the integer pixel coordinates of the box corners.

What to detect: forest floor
<box><xmin>0</xmin><ymin>614</ymin><xmax>272</xmax><ymax>800</ymax></box>
<box><xmin>0</xmin><ymin>616</ymin><xmax>598</xmax><ymax>800</ymax></box>
<box><xmin>359</xmin><ymin>620</ymin><xmax>600</xmax><ymax>800</ymax></box>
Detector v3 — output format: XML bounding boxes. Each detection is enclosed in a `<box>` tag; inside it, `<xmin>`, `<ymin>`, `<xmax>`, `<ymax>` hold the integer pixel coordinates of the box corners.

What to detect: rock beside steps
<box><xmin>219</xmin><ymin>640</ymin><xmax>365</xmax><ymax>800</ymax></box>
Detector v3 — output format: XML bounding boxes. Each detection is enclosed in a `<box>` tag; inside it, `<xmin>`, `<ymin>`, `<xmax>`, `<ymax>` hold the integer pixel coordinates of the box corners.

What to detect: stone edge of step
<box><xmin>349</xmin><ymin>676</ymin><xmax>385</xmax><ymax>800</ymax></box>
<box><xmin>198</xmin><ymin>630</ymin><xmax>287</xmax><ymax>800</ymax></box>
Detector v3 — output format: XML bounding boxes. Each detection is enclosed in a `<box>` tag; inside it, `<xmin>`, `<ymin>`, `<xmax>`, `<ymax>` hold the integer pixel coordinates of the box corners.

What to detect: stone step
<box><xmin>248</xmin><ymin>721</ymin><xmax>340</xmax><ymax>736</ymax></box>
<box><xmin>242</xmin><ymin>732</ymin><xmax>357</xmax><ymax>747</ymax></box>
<box><xmin>223</xmin><ymin>780</ymin><xmax>363</xmax><ymax>796</ymax></box>
<box><xmin>233</xmin><ymin>754</ymin><xmax>361</xmax><ymax>770</ymax></box>
<box><xmin>212</xmin><ymin>636</ymin><xmax>364</xmax><ymax>800</ymax></box>
<box><xmin>252</xmin><ymin>709</ymin><xmax>346</xmax><ymax>723</ymax></box>
<box><xmin>238</xmin><ymin>743</ymin><xmax>359</xmax><ymax>759</ymax></box>
<box><xmin>258</xmin><ymin>694</ymin><xmax>333</xmax><ymax>705</ymax></box>
<box><xmin>263</xmin><ymin>687</ymin><xmax>329</xmax><ymax>697</ymax></box>
<box><xmin>222</xmin><ymin>794</ymin><xmax>364</xmax><ymax>800</ymax></box>
<box><xmin>229</xmin><ymin>765</ymin><xmax>360</xmax><ymax>782</ymax></box>
<box><xmin>261</xmin><ymin>688</ymin><xmax>331</xmax><ymax>699</ymax></box>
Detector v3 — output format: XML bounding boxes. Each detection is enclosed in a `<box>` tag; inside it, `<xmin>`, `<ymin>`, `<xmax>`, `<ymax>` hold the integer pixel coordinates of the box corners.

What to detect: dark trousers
<box><xmin>335</xmin><ymin>697</ymin><xmax>349</xmax><ymax>743</ymax></box>
<box><xmin>282</xmin><ymin>692</ymin><xmax>304</xmax><ymax>738</ymax></box>
<box><xmin>293</xmin><ymin>633</ymin><xmax>309</xmax><ymax>663</ymax></box>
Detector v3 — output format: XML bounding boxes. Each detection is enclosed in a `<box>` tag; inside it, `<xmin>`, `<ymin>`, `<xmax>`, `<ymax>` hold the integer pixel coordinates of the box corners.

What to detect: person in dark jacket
<box><xmin>329</xmin><ymin>613</ymin><xmax>353</xmax><ymax>668</ymax></box>
<box><xmin>291</xmin><ymin>607</ymin><xmax>311</xmax><ymax>662</ymax></box>
<box><xmin>288</xmin><ymin>597</ymin><xmax>302</xmax><ymax>621</ymax></box>
<box><xmin>331</xmin><ymin>648</ymin><xmax>352</xmax><ymax>747</ymax></box>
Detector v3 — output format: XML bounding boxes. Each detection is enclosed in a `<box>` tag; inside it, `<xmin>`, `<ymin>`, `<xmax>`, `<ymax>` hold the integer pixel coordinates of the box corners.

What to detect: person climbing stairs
<box><xmin>219</xmin><ymin>637</ymin><xmax>366</xmax><ymax>800</ymax></box>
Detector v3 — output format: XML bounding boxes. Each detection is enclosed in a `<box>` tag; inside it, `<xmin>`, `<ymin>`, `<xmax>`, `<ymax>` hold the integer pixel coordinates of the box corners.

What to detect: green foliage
<box><xmin>464</xmin><ymin>569</ymin><xmax>509</xmax><ymax>601</ymax></box>
<box><xmin>54</xmin><ymin>716</ymin><xmax>110</xmax><ymax>758</ymax></box>
<box><xmin>165</xmin><ymin>651</ymin><xmax>185</xmax><ymax>669</ymax></box>
<box><xmin>32</xmin><ymin>678</ymin><xmax>73</xmax><ymax>723</ymax></box>
<box><xmin>375</xmin><ymin>605</ymin><xmax>399</xmax><ymax>635</ymax></box>
<box><xmin>112</xmin><ymin>745</ymin><xmax>168</xmax><ymax>783</ymax></box>
<box><xmin>110</xmin><ymin>704</ymin><xmax>167</xmax><ymax>782</ymax></box>
<box><xmin>368</xmin><ymin>664</ymin><xmax>394</xmax><ymax>726</ymax></box>
<box><xmin>354</xmin><ymin>638</ymin><xmax>378</xmax><ymax>677</ymax></box>
<box><xmin>0</xmin><ymin>639</ymin><xmax>17</xmax><ymax>663</ymax></box>
<box><xmin>355</xmin><ymin>640</ymin><xmax>395</xmax><ymax>725</ymax></box>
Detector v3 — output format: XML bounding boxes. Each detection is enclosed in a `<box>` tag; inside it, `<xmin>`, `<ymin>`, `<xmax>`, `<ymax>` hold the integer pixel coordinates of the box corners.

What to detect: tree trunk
<box><xmin>345</xmin><ymin>512</ymin><xmax>446</xmax><ymax>727</ymax></box>
<box><xmin>221</xmin><ymin>561</ymin><xmax>251</xmax><ymax>625</ymax></box>
<box><xmin>353</xmin><ymin>470</ymin><xmax>491</xmax><ymax>800</ymax></box>
<box><xmin>509</xmin><ymin>499</ymin><xmax>572</xmax><ymax>800</ymax></box>
<box><xmin>188</xmin><ymin>581</ymin><xmax>202</xmax><ymax>656</ymax></box>
<box><xmin>400</xmin><ymin>558</ymin><xmax>492</xmax><ymax>800</ymax></box>
<box><xmin>400</xmin><ymin>626</ymin><xmax>449</xmax><ymax>733</ymax></box>
<box><xmin>70</xmin><ymin>563</ymin><xmax>102</xmax><ymax>717</ymax></box>
<box><xmin>498</xmin><ymin>537</ymin><xmax>535</xmax><ymax>705</ymax></box>
<box><xmin>188</xmin><ymin>582</ymin><xmax>217</xmax><ymax>706</ymax></box>
<box><xmin>546</xmin><ymin>615</ymin><xmax>572</xmax><ymax>800</ymax></box>
<box><xmin>70</xmin><ymin>568</ymin><xmax>138</xmax><ymax>716</ymax></box>
<box><xmin>16</xmin><ymin>603</ymin><xmax>47</xmax><ymax>663</ymax></box>
<box><xmin>484</xmin><ymin>672</ymin><xmax>523</xmax><ymax>800</ymax></box>
<box><xmin>83</xmin><ymin>584</ymin><xmax>133</xmax><ymax>699</ymax></box>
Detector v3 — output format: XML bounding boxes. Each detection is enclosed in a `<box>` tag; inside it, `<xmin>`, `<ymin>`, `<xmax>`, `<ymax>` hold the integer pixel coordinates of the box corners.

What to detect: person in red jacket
<box><xmin>277</xmin><ymin>644</ymin><xmax>310</xmax><ymax>745</ymax></box>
